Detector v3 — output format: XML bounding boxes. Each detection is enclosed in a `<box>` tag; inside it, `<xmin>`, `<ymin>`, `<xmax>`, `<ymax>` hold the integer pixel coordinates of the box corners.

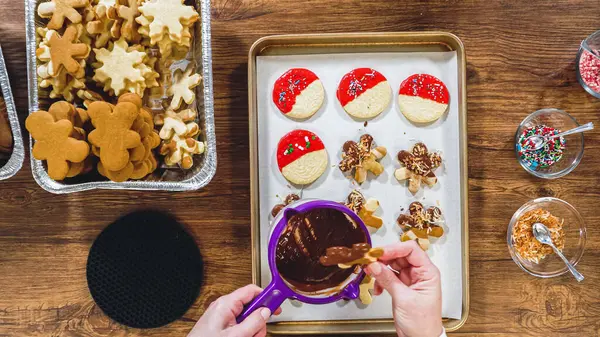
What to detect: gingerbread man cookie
<box><xmin>398</xmin><ymin>202</ymin><xmax>444</xmax><ymax>251</ymax></box>
<box><xmin>339</xmin><ymin>134</ymin><xmax>387</xmax><ymax>184</ymax></box>
<box><xmin>159</xmin><ymin>134</ymin><xmax>204</xmax><ymax>169</ymax></box>
<box><xmin>87</xmin><ymin>100</ymin><xmax>141</xmax><ymax>171</ymax></box>
<box><xmin>86</xmin><ymin>6</ymin><xmax>115</xmax><ymax>48</ymax></box>
<box><xmin>36</xmin><ymin>26</ymin><xmax>90</xmax><ymax>76</ymax></box>
<box><xmin>154</xmin><ymin>108</ymin><xmax>196</xmax><ymax>125</ymax></box>
<box><xmin>37</xmin><ymin>0</ymin><xmax>89</xmax><ymax>30</ymax></box>
<box><xmin>167</xmin><ymin>65</ymin><xmax>202</xmax><ymax>109</ymax></box>
<box><xmin>107</xmin><ymin>0</ymin><xmax>141</xmax><ymax>42</ymax></box>
<box><xmin>270</xmin><ymin>193</ymin><xmax>301</xmax><ymax>218</ymax></box>
<box><xmin>394</xmin><ymin>142</ymin><xmax>442</xmax><ymax>194</ymax></box>
<box><xmin>25</xmin><ymin>110</ymin><xmax>90</xmax><ymax>180</ymax></box>
<box><xmin>158</xmin><ymin>116</ymin><xmax>199</xmax><ymax>140</ymax></box>
<box><xmin>345</xmin><ymin>190</ymin><xmax>383</xmax><ymax>229</ymax></box>
<box><xmin>359</xmin><ymin>275</ymin><xmax>375</xmax><ymax>305</ymax></box>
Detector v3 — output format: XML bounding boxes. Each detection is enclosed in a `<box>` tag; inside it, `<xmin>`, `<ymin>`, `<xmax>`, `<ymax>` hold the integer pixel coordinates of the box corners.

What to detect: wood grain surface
<box><xmin>1</xmin><ymin>0</ymin><xmax>600</xmax><ymax>336</ymax></box>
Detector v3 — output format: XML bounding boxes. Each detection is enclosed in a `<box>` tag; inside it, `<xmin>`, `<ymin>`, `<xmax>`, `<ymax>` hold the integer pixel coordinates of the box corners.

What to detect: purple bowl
<box><xmin>236</xmin><ymin>199</ymin><xmax>371</xmax><ymax>323</ymax></box>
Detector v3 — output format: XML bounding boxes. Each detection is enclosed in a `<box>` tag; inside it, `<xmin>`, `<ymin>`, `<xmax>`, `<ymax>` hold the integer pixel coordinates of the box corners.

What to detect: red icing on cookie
<box><xmin>337</xmin><ymin>68</ymin><xmax>387</xmax><ymax>107</ymax></box>
<box><xmin>399</xmin><ymin>74</ymin><xmax>449</xmax><ymax>105</ymax></box>
<box><xmin>272</xmin><ymin>68</ymin><xmax>319</xmax><ymax>114</ymax></box>
<box><xmin>277</xmin><ymin>129</ymin><xmax>325</xmax><ymax>171</ymax></box>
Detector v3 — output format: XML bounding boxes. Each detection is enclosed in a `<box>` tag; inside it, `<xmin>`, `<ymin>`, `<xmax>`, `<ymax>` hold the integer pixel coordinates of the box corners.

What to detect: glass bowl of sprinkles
<box><xmin>515</xmin><ymin>108</ymin><xmax>584</xmax><ymax>179</ymax></box>
<box><xmin>576</xmin><ymin>30</ymin><xmax>600</xmax><ymax>98</ymax></box>
<box><xmin>507</xmin><ymin>197</ymin><xmax>586</xmax><ymax>278</ymax></box>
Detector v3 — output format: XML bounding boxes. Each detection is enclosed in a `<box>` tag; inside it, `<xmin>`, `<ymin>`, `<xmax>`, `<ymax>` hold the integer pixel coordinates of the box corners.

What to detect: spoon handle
<box><xmin>549</xmin><ymin>122</ymin><xmax>594</xmax><ymax>140</ymax></box>
<box><xmin>551</xmin><ymin>245</ymin><xmax>584</xmax><ymax>282</ymax></box>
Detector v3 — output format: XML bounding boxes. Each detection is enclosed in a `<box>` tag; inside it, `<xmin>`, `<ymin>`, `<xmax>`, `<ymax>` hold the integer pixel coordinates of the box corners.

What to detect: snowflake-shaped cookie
<box><xmin>136</xmin><ymin>0</ymin><xmax>199</xmax><ymax>44</ymax></box>
<box><xmin>93</xmin><ymin>38</ymin><xmax>146</xmax><ymax>96</ymax></box>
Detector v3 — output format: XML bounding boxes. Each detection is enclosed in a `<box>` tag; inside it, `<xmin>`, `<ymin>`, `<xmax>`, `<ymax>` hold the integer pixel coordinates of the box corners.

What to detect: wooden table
<box><xmin>1</xmin><ymin>0</ymin><xmax>599</xmax><ymax>336</ymax></box>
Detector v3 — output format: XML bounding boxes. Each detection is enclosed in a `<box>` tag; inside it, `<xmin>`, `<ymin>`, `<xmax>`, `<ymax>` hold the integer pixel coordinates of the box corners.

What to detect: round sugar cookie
<box><xmin>272</xmin><ymin>68</ymin><xmax>324</xmax><ymax>119</ymax></box>
<box><xmin>337</xmin><ymin>68</ymin><xmax>391</xmax><ymax>119</ymax></box>
<box><xmin>398</xmin><ymin>74</ymin><xmax>449</xmax><ymax>123</ymax></box>
<box><xmin>277</xmin><ymin>129</ymin><xmax>328</xmax><ymax>185</ymax></box>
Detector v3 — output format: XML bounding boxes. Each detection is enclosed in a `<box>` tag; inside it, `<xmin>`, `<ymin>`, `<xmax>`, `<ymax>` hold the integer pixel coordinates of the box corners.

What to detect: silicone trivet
<box><xmin>86</xmin><ymin>210</ymin><xmax>203</xmax><ymax>328</ymax></box>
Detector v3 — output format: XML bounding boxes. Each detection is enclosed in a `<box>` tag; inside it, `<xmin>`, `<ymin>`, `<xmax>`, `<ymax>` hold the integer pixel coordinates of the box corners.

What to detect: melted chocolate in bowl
<box><xmin>275</xmin><ymin>208</ymin><xmax>368</xmax><ymax>293</ymax></box>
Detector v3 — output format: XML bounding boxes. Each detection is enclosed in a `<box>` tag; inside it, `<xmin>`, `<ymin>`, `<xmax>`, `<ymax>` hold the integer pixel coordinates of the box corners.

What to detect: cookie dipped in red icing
<box><xmin>277</xmin><ymin>129</ymin><xmax>328</xmax><ymax>185</ymax></box>
<box><xmin>272</xmin><ymin>68</ymin><xmax>324</xmax><ymax>119</ymax></box>
<box><xmin>398</xmin><ymin>74</ymin><xmax>449</xmax><ymax>123</ymax></box>
<box><xmin>337</xmin><ymin>68</ymin><xmax>391</xmax><ymax>119</ymax></box>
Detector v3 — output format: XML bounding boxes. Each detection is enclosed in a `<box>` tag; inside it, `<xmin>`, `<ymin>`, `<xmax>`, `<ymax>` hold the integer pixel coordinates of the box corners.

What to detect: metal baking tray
<box><xmin>24</xmin><ymin>0</ymin><xmax>216</xmax><ymax>193</ymax></box>
<box><xmin>0</xmin><ymin>45</ymin><xmax>25</xmax><ymax>181</ymax></box>
<box><xmin>248</xmin><ymin>32</ymin><xmax>469</xmax><ymax>334</ymax></box>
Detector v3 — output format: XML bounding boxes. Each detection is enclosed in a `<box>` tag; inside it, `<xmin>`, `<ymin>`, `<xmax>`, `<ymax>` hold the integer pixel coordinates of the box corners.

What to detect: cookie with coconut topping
<box><xmin>398</xmin><ymin>202</ymin><xmax>444</xmax><ymax>250</ymax></box>
<box><xmin>394</xmin><ymin>142</ymin><xmax>442</xmax><ymax>194</ymax></box>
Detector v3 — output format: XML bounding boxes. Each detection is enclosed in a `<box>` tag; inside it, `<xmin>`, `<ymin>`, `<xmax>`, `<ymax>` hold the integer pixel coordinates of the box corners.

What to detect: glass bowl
<box><xmin>514</xmin><ymin>108</ymin><xmax>584</xmax><ymax>179</ymax></box>
<box><xmin>507</xmin><ymin>197</ymin><xmax>586</xmax><ymax>278</ymax></box>
<box><xmin>576</xmin><ymin>29</ymin><xmax>600</xmax><ymax>98</ymax></box>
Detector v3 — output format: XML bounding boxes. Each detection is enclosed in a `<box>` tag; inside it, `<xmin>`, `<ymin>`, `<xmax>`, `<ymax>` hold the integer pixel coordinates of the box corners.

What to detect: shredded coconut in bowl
<box><xmin>512</xmin><ymin>208</ymin><xmax>565</xmax><ymax>264</ymax></box>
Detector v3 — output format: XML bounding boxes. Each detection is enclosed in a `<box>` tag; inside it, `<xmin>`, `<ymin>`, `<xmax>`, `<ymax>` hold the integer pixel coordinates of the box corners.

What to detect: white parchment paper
<box><xmin>256</xmin><ymin>51</ymin><xmax>463</xmax><ymax>321</ymax></box>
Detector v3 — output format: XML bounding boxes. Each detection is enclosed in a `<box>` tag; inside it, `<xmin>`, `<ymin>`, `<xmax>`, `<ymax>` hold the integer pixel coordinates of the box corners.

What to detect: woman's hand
<box><xmin>188</xmin><ymin>284</ymin><xmax>281</xmax><ymax>337</ymax></box>
<box><xmin>366</xmin><ymin>241</ymin><xmax>443</xmax><ymax>337</ymax></box>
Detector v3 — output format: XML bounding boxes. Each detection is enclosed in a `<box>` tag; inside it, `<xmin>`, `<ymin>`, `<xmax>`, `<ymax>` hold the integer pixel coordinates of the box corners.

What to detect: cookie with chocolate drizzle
<box><xmin>345</xmin><ymin>190</ymin><xmax>383</xmax><ymax>229</ymax></box>
<box><xmin>271</xmin><ymin>193</ymin><xmax>300</xmax><ymax>218</ymax></box>
<box><xmin>339</xmin><ymin>134</ymin><xmax>387</xmax><ymax>184</ymax></box>
<box><xmin>394</xmin><ymin>142</ymin><xmax>441</xmax><ymax>194</ymax></box>
<box><xmin>398</xmin><ymin>201</ymin><xmax>444</xmax><ymax>250</ymax></box>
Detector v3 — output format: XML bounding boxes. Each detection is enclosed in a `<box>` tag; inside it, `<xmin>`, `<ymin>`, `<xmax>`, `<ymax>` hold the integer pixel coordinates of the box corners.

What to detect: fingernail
<box><xmin>260</xmin><ymin>308</ymin><xmax>272</xmax><ymax>321</ymax></box>
<box><xmin>370</xmin><ymin>262</ymin><xmax>382</xmax><ymax>276</ymax></box>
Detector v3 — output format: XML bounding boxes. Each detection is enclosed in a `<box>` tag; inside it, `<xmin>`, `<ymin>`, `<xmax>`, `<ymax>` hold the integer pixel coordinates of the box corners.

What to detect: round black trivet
<box><xmin>86</xmin><ymin>210</ymin><xmax>203</xmax><ymax>328</ymax></box>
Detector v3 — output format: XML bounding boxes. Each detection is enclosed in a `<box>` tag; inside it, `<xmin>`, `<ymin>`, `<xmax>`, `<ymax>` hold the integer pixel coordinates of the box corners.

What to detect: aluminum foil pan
<box><xmin>0</xmin><ymin>45</ymin><xmax>25</xmax><ymax>181</ymax></box>
<box><xmin>25</xmin><ymin>0</ymin><xmax>217</xmax><ymax>193</ymax></box>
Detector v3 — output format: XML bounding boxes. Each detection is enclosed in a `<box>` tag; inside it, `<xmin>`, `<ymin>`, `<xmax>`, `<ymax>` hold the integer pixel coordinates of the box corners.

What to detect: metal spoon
<box><xmin>532</xmin><ymin>222</ymin><xmax>584</xmax><ymax>282</ymax></box>
<box><xmin>522</xmin><ymin>122</ymin><xmax>594</xmax><ymax>152</ymax></box>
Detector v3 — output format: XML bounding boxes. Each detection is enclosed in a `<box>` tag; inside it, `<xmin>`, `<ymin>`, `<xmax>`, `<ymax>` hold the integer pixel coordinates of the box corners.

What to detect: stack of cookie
<box><xmin>89</xmin><ymin>93</ymin><xmax>160</xmax><ymax>182</ymax></box>
<box><xmin>36</xmin><ymin>25</ymin><xmax>90</xmax><ymax>101</ymax></box>
<box><xmin>0</xmin><ymin>101</ymin><xmax>14</xmax><ymax>161</ymax></box>
<box><xmin>25</xmin><ymin>102</ymin><xmax>92</xmax><ymax>181</ymax></box>
<box><xmin>136</xmin><ymin>0</ymin><xmax>199</xmax><ymax>60</ymax></box>
<box><xmin>92</xmin><ymin>38</ymin><xmax>159</xmax><ymax>97</ymax></box>
<box><xmin>31</xmin><ymin>0</ymin><xmax>207</xmax><ymax>182</ymax></box>
<box><xmin>155</xmin><ymin>107</ymin><xmax>204</xmax><ymax>170</ymax></box>
<box><xmin>26</xmin><ymin>93</ymin><xmax>161</xmax><ymax>182</ymax></box>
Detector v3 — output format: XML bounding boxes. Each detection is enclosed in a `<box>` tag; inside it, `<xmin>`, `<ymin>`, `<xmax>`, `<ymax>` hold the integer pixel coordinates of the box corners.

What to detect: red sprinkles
<box><xmin>578</xmin><ymin>49</ymin><xmax>600</xmax><ymax>93</ymax></box>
